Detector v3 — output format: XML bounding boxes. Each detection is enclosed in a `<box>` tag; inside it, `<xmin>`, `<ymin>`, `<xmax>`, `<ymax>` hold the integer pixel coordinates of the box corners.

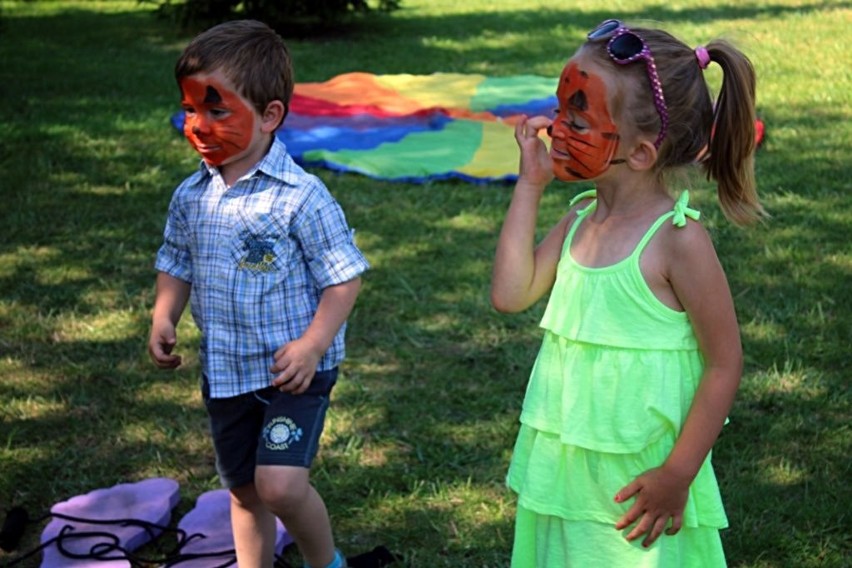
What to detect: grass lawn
<box><xmin>0</xmin><ymin>0</ymin><xmax>849</xmax><ymax>566</ymax></box>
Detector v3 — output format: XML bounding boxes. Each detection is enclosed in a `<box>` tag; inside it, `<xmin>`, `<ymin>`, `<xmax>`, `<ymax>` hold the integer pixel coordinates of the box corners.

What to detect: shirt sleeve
<box><xmin>154</xmin><ymin>192</ymin><xmax>193</xmax><ymax>283</ymax></box>
<box><xmin>291</xmin><ymin>182</ymin><xmax>370</xmax><ymax>289</ymax></box>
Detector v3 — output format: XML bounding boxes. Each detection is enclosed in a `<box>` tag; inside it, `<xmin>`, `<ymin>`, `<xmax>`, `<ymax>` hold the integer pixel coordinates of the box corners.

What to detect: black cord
<box><xmin>0</xmin><ymin>508</ymin><xmax>250</xmax><ymax>567</ymax></box>
<box><xmin>1</xmin><ymin>507</ymin><xmax>399</xmax><ymax>567</ymax></box>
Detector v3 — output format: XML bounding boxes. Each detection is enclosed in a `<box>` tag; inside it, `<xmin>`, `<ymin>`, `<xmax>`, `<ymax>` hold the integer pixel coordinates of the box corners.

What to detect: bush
<box><xmin>151</xmin><ymin>0</ymin><xmax>401</xmax><ymax>35</ymax></box>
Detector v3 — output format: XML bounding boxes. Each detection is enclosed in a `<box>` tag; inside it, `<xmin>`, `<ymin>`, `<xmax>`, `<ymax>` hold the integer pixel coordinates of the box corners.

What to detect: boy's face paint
<box><xmin>549</xmin><ymin>61</ymin><xmax>620</xmax><ymax>181</ymax></box>
<box><xmin>179</xmin><ymin>75</ymin><xmax>255</xmax><ymax>166</ymax></box>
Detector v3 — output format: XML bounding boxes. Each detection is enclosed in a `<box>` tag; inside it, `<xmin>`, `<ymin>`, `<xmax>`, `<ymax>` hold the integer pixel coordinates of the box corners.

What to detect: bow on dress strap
<box><xmin>672</xmin><ymin>190</ymin><xmax>701</xmax><ymax>227</ymax></box>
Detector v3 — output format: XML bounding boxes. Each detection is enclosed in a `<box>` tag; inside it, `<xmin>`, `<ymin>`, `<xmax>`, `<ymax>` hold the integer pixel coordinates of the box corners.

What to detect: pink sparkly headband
<box><xmin>588</xmin><ymin>19</ymin><xmax>669</xmax><ymax>149</ymax></box>
<box><xmin>695</xmin><ymin>46</ymin><xmax>711</xmax><ymax>69</ymax></box>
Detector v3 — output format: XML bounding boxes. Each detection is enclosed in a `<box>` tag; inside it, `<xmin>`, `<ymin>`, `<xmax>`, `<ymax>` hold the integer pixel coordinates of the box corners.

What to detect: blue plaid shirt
<box><xmin>155</xmin><ymin>138</ymin><xmax>370</xmax><ymax>398</ymax></box>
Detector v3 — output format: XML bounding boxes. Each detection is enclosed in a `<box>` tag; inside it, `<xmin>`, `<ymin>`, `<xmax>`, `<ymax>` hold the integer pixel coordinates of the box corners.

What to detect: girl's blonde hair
<box><xmin>586</xmin><ymin>27</ymin><xmax>766</xmax><ymax>226</ymax></box>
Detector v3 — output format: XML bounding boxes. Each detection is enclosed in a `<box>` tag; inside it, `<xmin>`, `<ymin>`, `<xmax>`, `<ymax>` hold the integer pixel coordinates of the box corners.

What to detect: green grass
<box><xmin>0</xmin><ymin>0</ymin><xmax>850</xmax><ymax>566</ymax></box>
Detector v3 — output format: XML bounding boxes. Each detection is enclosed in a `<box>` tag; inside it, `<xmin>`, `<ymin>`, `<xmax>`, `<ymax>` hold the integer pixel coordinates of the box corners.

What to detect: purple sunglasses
<box><xmin>588</xmin><ymin>19</ymin><xmax>669</xmax><ymax>149</ymax></box>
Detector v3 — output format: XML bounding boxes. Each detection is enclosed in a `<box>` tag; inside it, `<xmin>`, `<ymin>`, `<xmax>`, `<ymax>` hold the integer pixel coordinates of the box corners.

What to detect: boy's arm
<box><xmin>149</xmin><ymin>271</ymin><xmax>191</xmax><ymax>369</ymax></box>
<box><xmin>271</xmin><ymin>277</ymin><xmax>362</xmax><ymax>394</ymax></box>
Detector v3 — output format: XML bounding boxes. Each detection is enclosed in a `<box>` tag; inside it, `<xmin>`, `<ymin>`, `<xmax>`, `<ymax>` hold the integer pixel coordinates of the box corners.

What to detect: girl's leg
<box><xmin>229</xmin><ymin>482</ymin><xmax>278</xmax><ymax>568</ymax></box>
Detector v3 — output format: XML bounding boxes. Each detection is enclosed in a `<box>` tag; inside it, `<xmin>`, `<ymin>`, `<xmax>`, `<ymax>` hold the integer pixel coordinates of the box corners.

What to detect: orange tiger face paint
<box><xmin>549</xmin><ymin>62</ymin><xmax>620</xmax><ymax>181</ymax></box>
<box><xmin>179</xmin><ymin>75</ymin><xmax>255</xmax><ymax>166</ymax></box>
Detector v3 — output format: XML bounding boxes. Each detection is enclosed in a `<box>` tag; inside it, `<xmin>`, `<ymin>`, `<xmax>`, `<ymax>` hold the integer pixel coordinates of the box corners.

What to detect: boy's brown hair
<box><xmin>175</xmin><ymin>19</ymin><xmax>294</xmax><ymax>125</ymax></box>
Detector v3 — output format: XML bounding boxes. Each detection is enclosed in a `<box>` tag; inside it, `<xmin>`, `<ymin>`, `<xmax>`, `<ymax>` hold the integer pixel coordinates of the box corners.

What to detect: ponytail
<box><xmin>702</xmin><ymin>40</ymin><xmax>766</xmax><ymax>225</ymax></box>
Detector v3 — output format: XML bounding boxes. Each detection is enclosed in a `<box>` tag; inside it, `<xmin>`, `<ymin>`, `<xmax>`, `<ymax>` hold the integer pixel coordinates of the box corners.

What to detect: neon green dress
<box><xmin>507</xmin><ymin>191</ymin><xmax>729</xmax><ymax>567</ymax></box>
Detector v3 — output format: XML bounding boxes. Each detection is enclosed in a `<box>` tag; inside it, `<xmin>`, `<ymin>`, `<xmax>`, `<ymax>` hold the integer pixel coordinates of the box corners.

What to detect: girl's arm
<box><xmin>149</xmin><ymin>271</ymin><xmax>191</xmax><ymax>369</ymax></box>
<box><xmin>615</xmin><ymin>222</ymin><xmax>742</xmax><ymax>546</ymax></box>
<box><xmin>491</xmin><ymin>115</ymin><xmax>567</xmax><ymax>313</ymax></box>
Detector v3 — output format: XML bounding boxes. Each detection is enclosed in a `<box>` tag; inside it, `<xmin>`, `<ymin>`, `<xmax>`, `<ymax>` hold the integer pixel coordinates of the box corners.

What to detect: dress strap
<box><xmin>569</xmin><ymin>189</ymin><xmax>597</xmax><ymax>218</ymax></box>
<box><xmin>633</xmin><ymin>191</ymin><xmax>701</xmax><ymax>256</ymax></box>
<box><xmin>562</xmin><ymin>190</ymin><xmax>597</xmax><ymax>253</ymax></box>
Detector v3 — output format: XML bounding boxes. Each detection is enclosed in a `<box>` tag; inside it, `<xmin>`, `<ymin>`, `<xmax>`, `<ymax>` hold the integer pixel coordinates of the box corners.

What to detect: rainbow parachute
<box><xmin>173</xmin><ymin>72</ymin><xmax>558</xmax><ymax>184</ymax></box>
<box><xmin>171</xmin><ymin>72</ymin><xmax>764</xmax><ymax>184</ymax></box>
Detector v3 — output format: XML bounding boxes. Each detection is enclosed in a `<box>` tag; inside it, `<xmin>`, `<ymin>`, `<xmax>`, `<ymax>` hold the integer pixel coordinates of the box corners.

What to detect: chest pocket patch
<box><xmin>237</xmin><ymin>233</ymin><xmax>278</xmax><ymax>272</ymax></box>
<box><xmin>230</xmin><ymin>209</ymin><xmax>290</xmax><ymax>275</ymax></box>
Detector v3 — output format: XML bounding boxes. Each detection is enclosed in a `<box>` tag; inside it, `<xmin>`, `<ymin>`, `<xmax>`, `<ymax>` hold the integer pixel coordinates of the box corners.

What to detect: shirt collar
<box><xmin>256</xmin><ymin>137</ymin><xmax>301</xmax><ymax>186</ymax></box>
<box><xmin>195</xmin><ymin>137</ymin><xmax>300</xmax><ymax>187</ymax></box>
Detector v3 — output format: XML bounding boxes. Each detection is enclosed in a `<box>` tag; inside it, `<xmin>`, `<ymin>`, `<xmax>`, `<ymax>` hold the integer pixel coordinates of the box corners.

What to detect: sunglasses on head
<box><xmin>587</xmin><ymin>19</ymin><xmax>669</xmax><ymax>149</ymax></box>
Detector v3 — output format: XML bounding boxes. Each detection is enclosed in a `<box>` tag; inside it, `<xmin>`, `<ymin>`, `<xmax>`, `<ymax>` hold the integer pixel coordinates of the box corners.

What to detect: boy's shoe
<box><xmin>305</xmin><ymin>548</ymin><xmax>346</xmax><ymax>568</ymax></box>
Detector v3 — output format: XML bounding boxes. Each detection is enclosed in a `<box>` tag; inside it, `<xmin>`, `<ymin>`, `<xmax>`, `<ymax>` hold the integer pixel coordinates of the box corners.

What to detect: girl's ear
<box><xmin>260</xmin><ymin>100</ymin><xmax>286</xmax><ymax>132</ymax></box>
<box><xmin>626</xmin><ymin>139</ymin><xmax>658</xmax><ymax>172</ymax></box>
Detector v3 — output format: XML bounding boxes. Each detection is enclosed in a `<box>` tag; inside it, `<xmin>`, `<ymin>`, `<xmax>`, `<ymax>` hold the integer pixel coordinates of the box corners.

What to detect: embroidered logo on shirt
<box><xmin>237</xmin><ymin>234</ymin><xmax>278</xmax><ymax>272</ymax></box>
<box><xmin>263</xmin><ymin>416</ymin><xmax>303</xmax><ymax>451</ymax></box>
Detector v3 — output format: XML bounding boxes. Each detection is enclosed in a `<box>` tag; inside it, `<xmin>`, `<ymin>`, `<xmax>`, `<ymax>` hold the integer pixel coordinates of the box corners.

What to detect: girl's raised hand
<box><xmin>514</xmin><ymin>115</ymin><xmax>554</xmax><ymax>189</ymax></box>
<box><xmin>613</xmin><ymin>466</ymin><xmax>691</xmax><ymax>548</ymax></box>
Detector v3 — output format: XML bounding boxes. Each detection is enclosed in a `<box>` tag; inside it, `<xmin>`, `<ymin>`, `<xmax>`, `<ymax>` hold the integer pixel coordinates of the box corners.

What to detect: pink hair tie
<box><xmin>695</xmin><ymin>46</ymin><xmax>710</xmax><ymax>69</ymax></box>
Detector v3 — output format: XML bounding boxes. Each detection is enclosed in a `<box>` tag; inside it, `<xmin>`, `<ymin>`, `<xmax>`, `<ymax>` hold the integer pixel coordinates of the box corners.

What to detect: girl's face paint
<box><xmin>549</xmin><ymin>61</ymin><xmax>620</xmax><ymax>181</ymax></box>
<box><xmin>179</xmin><ymin>74</ymin><xmax>256</xmax><ymax>166</ymax></box>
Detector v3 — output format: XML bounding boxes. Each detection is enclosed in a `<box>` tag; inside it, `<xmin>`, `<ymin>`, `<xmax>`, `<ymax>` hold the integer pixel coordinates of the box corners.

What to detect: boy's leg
<box><xmin>230</xmin><ymin>482</ymin><xmax>278</xmax><ymax>567</ymax></box>
<box><xmin>254</xmin><ymin>369</ymin><xmax>340</xmax><ymax>568</ymax></box>
<box><xmin>202</xmin><ymin>375</ymin><xmax>279</xmax><ymax>567</ymax></box>
<box><xmin>256</xmin><ymin>465</ymin><xmax>336</xmax><ymax>567</ymax></box>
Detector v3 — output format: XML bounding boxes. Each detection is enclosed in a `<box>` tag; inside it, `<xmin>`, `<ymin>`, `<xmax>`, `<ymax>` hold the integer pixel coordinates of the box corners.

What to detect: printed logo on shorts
<box><xmin>263</xmin><ymin>416</ymin><xmax>303</xmax><ymax>451</ymax></box>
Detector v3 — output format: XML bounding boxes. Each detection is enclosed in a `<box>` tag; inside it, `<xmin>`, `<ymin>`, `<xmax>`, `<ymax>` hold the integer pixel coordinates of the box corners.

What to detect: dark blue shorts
<box><xmin>202</xmin><ymin>368</ymin><xmax>338</xmax><ymax>488</ymax></box>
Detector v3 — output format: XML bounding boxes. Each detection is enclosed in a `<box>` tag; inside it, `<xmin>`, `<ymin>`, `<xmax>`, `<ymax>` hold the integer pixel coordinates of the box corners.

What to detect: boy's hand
<box><xmin>270</xmin><ymin>338</ymin><xmax>321</xmax><ymax>394</ymax></box>
<box><xmin>148</xmin><ymin>322</ymin><xmax>182</xmax><ymax>369</ymax></box>
<box><xmin>613</xmin><ymin>466</ymin><xmax>691</xmax><ymax>548</ymax></box>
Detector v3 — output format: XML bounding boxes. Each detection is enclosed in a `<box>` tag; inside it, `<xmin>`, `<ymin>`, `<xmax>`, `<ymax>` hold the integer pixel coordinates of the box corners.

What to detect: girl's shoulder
<box><xmin>640</xmin><ymin>205</ymin><xmax>720</xmax><ymax>311</ymax></box>
<box><xmin>641</xmin><ymin>191</ymin><xmax>718</xmax><ymax>272</ymax></box>
<box><xmin>653</xmin><ymin>212</ymin><xmax>718</xmax><ymax>276</ymax></box>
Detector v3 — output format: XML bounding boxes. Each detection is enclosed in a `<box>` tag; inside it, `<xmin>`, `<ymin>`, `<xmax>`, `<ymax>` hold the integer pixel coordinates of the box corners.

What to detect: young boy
<box><xmin>148</xmin><ymin>20</ymin><xmax>368</xmax><ymax>568</ymax></box>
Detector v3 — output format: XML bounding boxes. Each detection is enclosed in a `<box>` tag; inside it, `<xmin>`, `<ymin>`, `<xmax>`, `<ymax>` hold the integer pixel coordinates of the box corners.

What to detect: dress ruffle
<box><xmin>511</xmin><ymin>503</ymin><xmax>727</xmax><ymax>567</ymax></box>
<box><xmin>520</xmin><ymin>332</ymin><xmax>706</xmax><ymax>453</ymax></box>
<box><xmin>509</xmin><ymin>331</ymin><xmax>728</xmax><ymax>530</ymax></box>
<box><xmin>539</xmin><ymin>205</ymin><xmax>699</xmax><ymax>351</ymax></box>
<box><xmin>507</xmin><ymin>424</ymin><xmax>728</xmax><ymax>530</ymax></box>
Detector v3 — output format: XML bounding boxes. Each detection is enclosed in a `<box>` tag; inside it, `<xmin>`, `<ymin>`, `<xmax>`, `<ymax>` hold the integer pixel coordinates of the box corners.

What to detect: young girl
<box><xmin>491</xmin><ymin>19</ymin><xmax>763</xmax><ymax>567</ymax></box>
